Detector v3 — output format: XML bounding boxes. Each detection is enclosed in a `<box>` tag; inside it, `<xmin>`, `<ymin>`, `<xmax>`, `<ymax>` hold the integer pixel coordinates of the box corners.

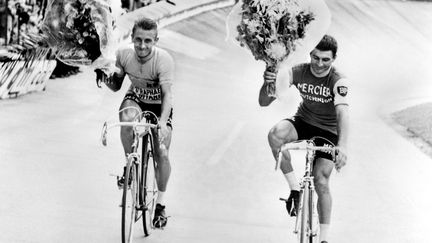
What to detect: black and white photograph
<box><xmin>1</xmin><ymin>0</ymin><xmax>431</xmax><ymax>242</ymax></box>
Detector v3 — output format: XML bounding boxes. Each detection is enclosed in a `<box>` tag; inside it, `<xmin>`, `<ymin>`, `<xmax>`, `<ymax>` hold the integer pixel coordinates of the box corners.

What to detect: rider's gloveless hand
<box><xmin>335</xmin><ymin>147</ymin><xmax>347</xmax><ymax>171</ymax></box>
<box><xmin>158</xmin><ymin>123</ymin><xmax>169</xmax><ymax>145</ymax></box>
<box><xmin>263</xmin><ymin>70</ymin><xmax>277</xmax><ymax>84</ymax></box>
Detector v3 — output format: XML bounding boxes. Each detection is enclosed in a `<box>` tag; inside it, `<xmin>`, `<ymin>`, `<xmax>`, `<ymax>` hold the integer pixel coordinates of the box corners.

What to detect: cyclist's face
<box><xmin>310</xmin><ymin>49</ymin><xmax>335</xmax><ymax>76</ymax></box>
<box><xmin>132</xmin><ymin>28</ymin><xmax>158</xmax><ymax>58</ymax></box>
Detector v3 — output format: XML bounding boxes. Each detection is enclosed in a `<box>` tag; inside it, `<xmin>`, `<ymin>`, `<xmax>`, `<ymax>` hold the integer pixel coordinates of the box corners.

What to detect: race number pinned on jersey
<box><xmin>337</xmin><ymin>86</ymin><xmax>348</xmax><ymax>97</ymax></box>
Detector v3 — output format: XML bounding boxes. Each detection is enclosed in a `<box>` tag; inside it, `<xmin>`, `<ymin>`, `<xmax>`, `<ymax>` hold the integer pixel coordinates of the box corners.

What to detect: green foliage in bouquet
<box><xmin>236</xmin><ymin>0</ymin><xmax>315</xmax><ymax>67</ymax></box>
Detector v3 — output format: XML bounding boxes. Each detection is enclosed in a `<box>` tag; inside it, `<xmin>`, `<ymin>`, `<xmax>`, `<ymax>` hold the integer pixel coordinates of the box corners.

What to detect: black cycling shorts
<box><xmin>286</xmin><ymin>116</ymin><xmax>337</xmax><ymax>161</ymax></box>
<box><xmin>123</xmin><ymin>92</ymin><xmax>173</xmax><ymax>128</ymax></box>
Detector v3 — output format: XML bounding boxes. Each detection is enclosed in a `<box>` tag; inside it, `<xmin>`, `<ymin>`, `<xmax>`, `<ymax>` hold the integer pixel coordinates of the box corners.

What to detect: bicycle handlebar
<box><xmin>280</xmin><ymin>143</ymin><xmax>338</xmax><ymax>152</ymax></box>
<box><xmin>275</xmin><ymin>141</ymin><xmax>339</xmax><ymax>171</ymax></box>
<box><xmin>101</xmin><ymin>121</ymin><xmax>158</xmax><ymax>146</ymax></box>
<box><xmin>105</xmin><ymin>121</ymin><xmax>158</xmax><ymax>130</ymax></box>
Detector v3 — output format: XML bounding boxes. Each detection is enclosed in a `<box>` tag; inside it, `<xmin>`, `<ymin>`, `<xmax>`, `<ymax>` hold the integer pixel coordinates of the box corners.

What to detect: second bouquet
<box><xmin>234</xmin><ymin>0</ymin><xmax>317</xmax><ymax>96</ymax></box>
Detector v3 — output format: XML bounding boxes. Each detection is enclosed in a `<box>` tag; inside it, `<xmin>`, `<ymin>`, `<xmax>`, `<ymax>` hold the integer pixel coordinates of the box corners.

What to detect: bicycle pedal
<box><xmin>279</xmin><ymin>197</ymin><xmax>288</xmax><ymax>202</ymax></box>
<box><xmin>153</xmin><ymin>216</ymin><xmax>170</xmax><ymax>230</ymax></box>
<box><xmin>136</xmin><ymin>204</ymin><xmax>146</xmax><ymax>211</ymax></box>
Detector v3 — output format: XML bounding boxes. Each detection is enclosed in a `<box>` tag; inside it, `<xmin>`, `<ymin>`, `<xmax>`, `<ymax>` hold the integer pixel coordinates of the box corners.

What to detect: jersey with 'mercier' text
<box><xmin>291</xmin><ymin>63</ymin><xmax>348</xmax><ymax>134</ymax></box>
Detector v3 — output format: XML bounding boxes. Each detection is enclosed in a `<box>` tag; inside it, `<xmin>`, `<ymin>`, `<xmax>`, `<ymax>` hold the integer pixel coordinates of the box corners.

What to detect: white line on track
<box><xmin>206</xmin><ymin>121</ymin><xmax>246</xmax><ymax>166</ymax></box>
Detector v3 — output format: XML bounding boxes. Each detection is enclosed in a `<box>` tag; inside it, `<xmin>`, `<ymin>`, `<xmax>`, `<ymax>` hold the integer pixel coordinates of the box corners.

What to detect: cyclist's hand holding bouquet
<box><xmin>263</xmin><ymin>68</ymin><xmax>277</xmax><ymax>94</ymax></box>
<box><xmin>226</xmin><ymin>0</ymin><xmax>331</xmax><ymax>100</ymax></box>
<box><xmin>94</xmin><ymin>57</ymin><xmax>122</xmax><ymax>88</ymax></box>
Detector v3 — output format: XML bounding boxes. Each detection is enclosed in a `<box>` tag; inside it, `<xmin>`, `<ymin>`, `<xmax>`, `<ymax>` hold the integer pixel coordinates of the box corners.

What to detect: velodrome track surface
<box><xmin>1</xmin><ymin>0</ymin><xmax>432</xmax><ymax>242</ymax></box>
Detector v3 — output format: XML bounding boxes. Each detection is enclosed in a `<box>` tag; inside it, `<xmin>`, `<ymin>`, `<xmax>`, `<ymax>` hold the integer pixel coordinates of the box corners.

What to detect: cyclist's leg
<box><xmin>267</xmin><ymin>119</ymin><xmax>298</xmax><ymax>174</ymax></box>
<box><xmin>150</xmin><ymin>124</ymin><xmax>171</xmax><ymax>228</ymax></box>
<box><xmin>268</xmin><ymin>118</ymin><xmax>301</xmax><ymax>216</ymax></box>
<box><xmin>119</xmin><ymin>97</ymin><xmax>142</xmax><ymax>155</ymax></box>
<box><xmin>151</xmin><ymin>126</ymin><xmax>172</xmax><ymax>197</ymax></box>
<box><xmin>313</xmin><ymin>157</ymin><xmax>334</xmax><ymax>242</ymax></box>
<box><xmin>311</xmin><ymin>131</ymin><xmax>338</xmax><ymax>242</ymax></box>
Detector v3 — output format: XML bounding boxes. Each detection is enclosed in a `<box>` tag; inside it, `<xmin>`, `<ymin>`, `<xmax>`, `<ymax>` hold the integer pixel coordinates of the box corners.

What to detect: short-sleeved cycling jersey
<box><xmin>115</xmin><ymin>46</ymin><xmax>175</xmax><ymax>105</ymax></box>
<box><xmin>290</xmin><ymin>63</ymin><xmax>348</xmax><ymax>135</ymax></box>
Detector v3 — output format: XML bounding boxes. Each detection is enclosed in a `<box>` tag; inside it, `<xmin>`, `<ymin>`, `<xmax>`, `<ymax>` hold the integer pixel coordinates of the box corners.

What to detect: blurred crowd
<box><xmin>121</xmin><ymin>0</ymin><xmax>175</xmax><ymax>11</ymax></box>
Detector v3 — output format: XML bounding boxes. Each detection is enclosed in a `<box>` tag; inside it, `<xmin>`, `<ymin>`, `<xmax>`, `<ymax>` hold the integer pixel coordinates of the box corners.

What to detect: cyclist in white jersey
<box><xmin>259</xmin><ymin>35</ymin><xmax>349</xmax><ymax>243</ymax></box>
<box><xmin>97</xmin><ymin>17</ymin><xmax>174</xmax><ymax>228</ymax></box>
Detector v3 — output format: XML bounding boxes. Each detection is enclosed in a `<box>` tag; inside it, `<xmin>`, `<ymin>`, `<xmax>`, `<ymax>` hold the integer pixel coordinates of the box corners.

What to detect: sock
<box><xmin>156</xmin><ymin>191</ymin><xmax>165</xmax><ymax>206</ymax></box>
<box><xmin>284</xmin><ymin>172</ymin><xmax>300</xmax><ymax>191</ymax></box>
<box><xmin>319</xmin><ymin>224</ymin><xmax>330</xmax><ymax>242</ymax></box>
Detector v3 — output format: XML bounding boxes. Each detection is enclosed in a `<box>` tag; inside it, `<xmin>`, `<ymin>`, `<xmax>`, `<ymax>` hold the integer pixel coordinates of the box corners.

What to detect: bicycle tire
<box><xmin>141</xmin><ymin>134</ymin><xmax>158</xmax><ymax>236</ymax></box>
<box><xmin>122</xmin><ymin>160</ymin><xmax>136</xmax><ymax>243</ymax></box>
<box><xmin>307</xmin><ymin>188</ymin><xmax>315</xmax><ymax>243</ymax></box>
<box><xmin>299</xmin><ymin>187</ymin><xmax>310</xmax><ymax>243</ymax></box>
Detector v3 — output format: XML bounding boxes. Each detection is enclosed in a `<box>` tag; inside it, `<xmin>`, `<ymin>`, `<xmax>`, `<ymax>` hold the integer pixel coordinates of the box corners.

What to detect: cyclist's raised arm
<box><xmin>104</xmin><ymin>71</ymin><xmax>125</xmax><ymax>92</ymax></box>
<box><xmin>258</xmin><ymin>68</ymin><xmax>278</xmax><ymax>106</ymax></box>
<box><xmin>258</xmin><ymin>82</ymin><xmax>276</xmax><ymax>106</ymax></box>
<box><xmin>105</xmin><ymin>49</ymin><xmax>127</xmax><ymax>92</ymax></box>
<box><xmin>259</xmin><ymin>66</ymin><xmax>294</xmax><ymax>106</ymax></box>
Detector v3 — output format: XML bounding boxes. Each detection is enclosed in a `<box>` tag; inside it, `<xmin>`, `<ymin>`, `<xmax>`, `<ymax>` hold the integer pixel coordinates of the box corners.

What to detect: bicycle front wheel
<box><xmin>122</xmin><ymin>161</ymin><xmax>137</xmax><ymax>243</ymax></box>
<box><xmin>141</xmin><ymin>134</ymin><xmax>158</xmax><ymax>236</ymax></box>
<box><xmin>298</xmin><ymin>187</ymin><xmax>313</xmax><ymax>243</ymax></box>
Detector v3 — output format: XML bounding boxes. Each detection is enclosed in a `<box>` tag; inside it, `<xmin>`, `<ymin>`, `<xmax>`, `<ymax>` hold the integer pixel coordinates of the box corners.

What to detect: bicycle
<box><xmin>101</xmin><ymin>108</ymin><xmax>160</xmax><ymax>243</ymax></box>
<box><xmin>276</xmin><ymin>137</ymin><xmax>337</xmax><ymax>243</ymax></box>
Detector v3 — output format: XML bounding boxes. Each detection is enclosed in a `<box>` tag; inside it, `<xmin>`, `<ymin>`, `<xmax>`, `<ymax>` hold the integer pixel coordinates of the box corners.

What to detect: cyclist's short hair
<box><xmin>132</xmin><ymin>18</ymin><xmax>158</xmax><ymax>36</ymax></box>
<box><xmin>315</xmin><ymin>35</ymin><xmax>338</xmax><ymax>58</ymax></box>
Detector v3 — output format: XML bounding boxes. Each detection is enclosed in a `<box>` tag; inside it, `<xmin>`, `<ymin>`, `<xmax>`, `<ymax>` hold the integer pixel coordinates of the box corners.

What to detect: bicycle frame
<box><xmin>294</xmin><ymin>140</ymin><xmax>318</xmax><ymax>242</ymax></box>
<box><xmin>277</xmin><ymin>139</ymin><xmax>337</xmax><ymax>243</ymax></box>
<box><xmin>101</xmin><ymin>110</ymin><xmax>159</xmax><ymax>242</ymax></box>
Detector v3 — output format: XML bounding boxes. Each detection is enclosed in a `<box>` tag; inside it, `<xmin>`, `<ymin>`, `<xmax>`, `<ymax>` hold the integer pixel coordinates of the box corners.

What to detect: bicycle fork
<box><xmin>294</xmin><ymin>176</ymin><xmax>318</xmax><ymax>240</ymax></box>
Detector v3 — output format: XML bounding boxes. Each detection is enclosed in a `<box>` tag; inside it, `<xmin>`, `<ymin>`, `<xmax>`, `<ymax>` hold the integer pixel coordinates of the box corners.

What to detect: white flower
<box><xmin>266</xmin><ymin>42</ymin><xmax>287</xmax><ymax>61</ymax></box>
<box><xmin>246</xmin><ymin>19</ymin><xmax>261</xmax><ymax>33</ymax></box>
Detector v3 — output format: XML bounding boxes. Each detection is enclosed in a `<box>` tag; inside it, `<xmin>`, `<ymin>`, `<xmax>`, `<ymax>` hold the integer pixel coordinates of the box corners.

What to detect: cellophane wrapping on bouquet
<box><xmin>226</xmin><ymin>0</ymin><xmax>331</xmax><ymax>99</ymax></box>
<box><xmin>41</xmin><ymin>0</ymin><xmax>124</xmax><ymax>72</ymax></box>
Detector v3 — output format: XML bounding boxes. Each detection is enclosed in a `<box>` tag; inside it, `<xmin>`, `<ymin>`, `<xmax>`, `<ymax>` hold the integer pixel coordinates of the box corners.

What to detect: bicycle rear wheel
<box><xmin>122</xmin><ymin>160</ymin><xmax>137</xmax><ymax>243</ymax></box>
<box><xmin>141</xmin><ymin>134</ymin><xmax>158</xmax><ymax>236</ymax></box>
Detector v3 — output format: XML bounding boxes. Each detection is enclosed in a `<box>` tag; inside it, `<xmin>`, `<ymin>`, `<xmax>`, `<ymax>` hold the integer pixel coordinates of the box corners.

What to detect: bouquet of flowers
<box><xmin>228</xmin><ymin>0</ymin><xmax>331</xmax><ymax>97</ymax></box>
<box><xmin>41</xmin><ymin>0</ymin><xmax>123</xmax><ymax>70</ymax></box>
<box><xmin>236</xmin><ymin>0</ymin><xmax>314</xmax><ymax>96</ymax></box>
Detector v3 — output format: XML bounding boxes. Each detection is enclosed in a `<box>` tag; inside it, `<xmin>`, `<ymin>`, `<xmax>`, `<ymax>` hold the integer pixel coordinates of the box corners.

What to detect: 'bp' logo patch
<box><xmin>337</xmin><ymin>86</ymin><xmax>348</xmax><ymax>97</ymax></box>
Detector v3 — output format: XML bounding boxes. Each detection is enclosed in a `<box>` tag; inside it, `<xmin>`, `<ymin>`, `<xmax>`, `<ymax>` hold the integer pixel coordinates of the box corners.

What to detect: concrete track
<box><xmin>1</xmin><ymin>0</ymin><xmax>432</xmax><ymax>242</ymax></box>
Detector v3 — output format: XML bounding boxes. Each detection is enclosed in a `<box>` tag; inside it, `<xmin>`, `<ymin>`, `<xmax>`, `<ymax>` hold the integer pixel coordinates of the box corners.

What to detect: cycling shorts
<box><xmin>286</xmin><ymin>116</ymin><xmax>337</xmax><ymax>161</ymax></box>
<box><xmin>123</xmin><ymin>92</ymin><xmax>173</xmax><ymax>129</ymax></box>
